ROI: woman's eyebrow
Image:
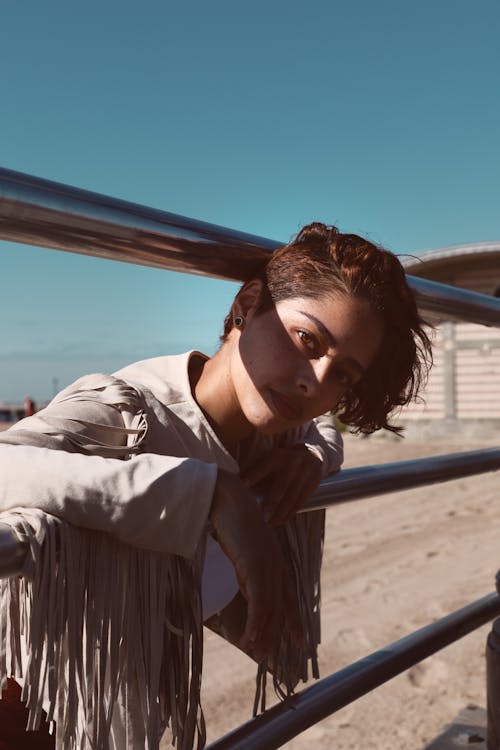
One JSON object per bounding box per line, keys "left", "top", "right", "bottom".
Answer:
{"left": 299, "top": 311, "right": 336, "bottom": 347}
{"left": 299, "top": 311, "right": 366, "bottom": 376}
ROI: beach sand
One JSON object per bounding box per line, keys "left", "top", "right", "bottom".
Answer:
{"left": 185, "top": 431, "right": 500, "bottom": 750}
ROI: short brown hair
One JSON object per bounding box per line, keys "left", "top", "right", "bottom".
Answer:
{"left": 223, "top": 223, "right": 432, "bottom": 434}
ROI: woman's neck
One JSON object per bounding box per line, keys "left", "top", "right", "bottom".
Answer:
{"left": 190, "top": 349, "right": 253, "bottom": 454}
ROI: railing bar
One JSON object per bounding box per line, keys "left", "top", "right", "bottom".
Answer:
{"left": 410, "top": 275, "right": 500, "bottom": 327}
{"left": 207, "top": 592, "right": 500, "bottom": 750}
{"left": 1, "top": 167, "right": 500, "bottom": 326}
{"left": 0, "top": 447, "right": 498, "bottom": 578}
{"left": 304, "top": 446, "right": 500, "bottom": 509}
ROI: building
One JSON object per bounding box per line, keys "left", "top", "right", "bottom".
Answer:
{"left": 399, "top": 242, "right": 500, "bottom": 431}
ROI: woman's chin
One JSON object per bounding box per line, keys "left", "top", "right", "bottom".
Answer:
{"left": 249, "top": 412, "right": 290, "bottom": 436}
{"left": 241, "top": 395, "right": 299, "bottom": 435}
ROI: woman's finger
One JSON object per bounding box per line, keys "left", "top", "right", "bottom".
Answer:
{"left": 262, "top": 471, "right": 302, "bottom": 521}
{"left": 241, "top": 452, "right": 283, "bottom": 487}
{"left": 263, "top": 460, "right": 319, "bottom": 523}
{"left": 270, "top": 476, "right": 319, "bottom": 524}
{"left": 267, "top": 486, "right": 305, "bottom": 524}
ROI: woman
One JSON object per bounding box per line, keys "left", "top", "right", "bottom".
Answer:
{"left": 0, "top": 223, "right": 431, "bottom": 750}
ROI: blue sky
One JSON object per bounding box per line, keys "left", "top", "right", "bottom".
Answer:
{"left": 1, "top": 0, "right": 499, "bottom": 401}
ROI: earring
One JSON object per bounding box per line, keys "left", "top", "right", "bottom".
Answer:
{"left": 234, "top": 315, "right": 244, "bottom": 328}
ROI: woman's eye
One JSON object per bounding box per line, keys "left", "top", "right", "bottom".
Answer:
{"left": 298, "top": 330, "right": 318, "bottom": 352}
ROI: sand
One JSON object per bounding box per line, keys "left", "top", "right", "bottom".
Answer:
{"left": 183, "top": 431, "right": 500, "bottom": 750}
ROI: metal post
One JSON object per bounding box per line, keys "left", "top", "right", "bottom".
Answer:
{"left": 443, "top": 321, "right": 457, "bottom": 421}
{"left": 487, "top": 574, "right": 500, "bottom": 749}
{"left": 487, "top": 619, "right": 500, "bottom": 749}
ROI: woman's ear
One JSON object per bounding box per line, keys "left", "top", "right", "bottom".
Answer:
{"left": 232, "top": 279, "right": 265, "bottom": 323}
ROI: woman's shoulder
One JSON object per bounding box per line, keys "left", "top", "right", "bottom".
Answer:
{"left": 113, "top": 352, "right": 195, "bottom": 406}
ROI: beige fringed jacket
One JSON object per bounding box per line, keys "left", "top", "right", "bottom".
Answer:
{"left": 0, "top": 352, "right": 343, "bottom": 750}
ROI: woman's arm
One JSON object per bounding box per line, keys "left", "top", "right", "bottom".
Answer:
{"left": 0, "top": 444, "right": 217, "bottom": 558}
{"left": 0, "top": 374, "right": 218, "bottom": 559}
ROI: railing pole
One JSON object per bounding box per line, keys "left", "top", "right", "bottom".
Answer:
{"left": 487, "top": 618, "right": 500, "bottom": 749}
{"left": 2, "top": 167, "right": 500, "bottom": 326}
{"left": 1, "top": 448, "right": 500, "bottom": 578}
{"left": 487, "top": 573, "right": 500, "bottom": 749}
{"left": 207, "top": 593, "right": 500, "bottom": 750}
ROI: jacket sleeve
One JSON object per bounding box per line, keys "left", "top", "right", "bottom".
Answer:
{"left": 0, "top": 374, "right": 217, "bottom": 559}
{"left": 290, "top": 413, "right": 344, "bottom": 477}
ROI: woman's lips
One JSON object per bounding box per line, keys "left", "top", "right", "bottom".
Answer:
{"left": 268, "top": 390, "right": 302, "bottom": 421}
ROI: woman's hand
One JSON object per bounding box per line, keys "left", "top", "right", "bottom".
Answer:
{"left": 209, "top": 470, "right": 302, "bottom": 662}
{"left": 241, "top": 446, "right": 322, "bottom": 526}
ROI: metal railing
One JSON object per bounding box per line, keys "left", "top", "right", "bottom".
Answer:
{"left": 206, "top": 593, "right": 500, "bottom": 750}
{"left": 2, "top": 167, "right": 500, "bottom": 326}
{"left": 2, "top": 447, "right": 499, "bottom": 577}
{"left": 1, "top": 168, "right": 500, "bottom": 748}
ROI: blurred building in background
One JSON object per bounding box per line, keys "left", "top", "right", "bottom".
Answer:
{"left": 401, "top": 242, "right": 500, "bottom": 432}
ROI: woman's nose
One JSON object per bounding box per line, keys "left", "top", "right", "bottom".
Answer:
{"left": 296, "top": 359, "right": 331, "bottom": 397}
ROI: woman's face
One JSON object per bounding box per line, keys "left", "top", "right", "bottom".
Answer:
{"left": 229, "top": 283, "right": 384, "bottom": 435}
